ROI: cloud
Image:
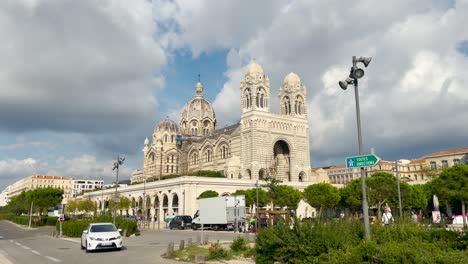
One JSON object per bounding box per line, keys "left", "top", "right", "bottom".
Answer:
{"left": 156, "top": 0, "right": 468, "bottom": 166}
{"left": 0, "top": 0, "right": 166, "bottom": 134}
{"left": 0, "top": 154, "right": 134, "bottom": 190}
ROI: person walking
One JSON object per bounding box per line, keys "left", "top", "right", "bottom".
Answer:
{"left": 382, "top": 207, "right": 394, "bottom": 225}
{"left": 411, "top": 211, "right": 418, "bottom": 223}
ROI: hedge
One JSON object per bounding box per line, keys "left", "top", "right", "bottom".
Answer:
{"left": 57, "top": 214, "right": 139, "bottom": 237}
{"left": 256, "top": 219, "right": 468, "bottom": 264}
{"left": 0, "top": 214, "right": 58, "bottom": 227}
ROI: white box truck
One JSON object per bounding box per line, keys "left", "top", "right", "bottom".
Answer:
{"left": 192, "top": 195, "right": 246, "bottom": 231}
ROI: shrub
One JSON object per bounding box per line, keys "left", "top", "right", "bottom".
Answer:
{"left": 256, "top": 219, "right": 468, "bottom": 264}
{"left": 56, "top": 214, "right": 138, "bottom": 237}
{"left": 231, "top": 236, "right": 248, "bottom": 252}
{"left": 208, "top": 242, "right": 229, "bottom": 260}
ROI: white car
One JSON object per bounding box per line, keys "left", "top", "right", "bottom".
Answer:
{"left": 81, "top": 223, "right": 123, "bottom": 252}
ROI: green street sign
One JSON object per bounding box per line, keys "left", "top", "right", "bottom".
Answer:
{"left": 346, "top": 154, "right": 380, "bottom": 168}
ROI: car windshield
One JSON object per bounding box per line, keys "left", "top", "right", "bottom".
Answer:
{"left": 90, "top": 224, "right": 117, "bottom": 233}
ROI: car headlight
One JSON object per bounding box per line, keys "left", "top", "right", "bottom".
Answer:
{"left": 116, "top": 236, "right": 121, "bottom": 240}
{"left": 88, "top": 237, "right": 96, "bottom": 241}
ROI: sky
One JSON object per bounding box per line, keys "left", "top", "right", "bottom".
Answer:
{"left": 1, "top": 0, "right": 468, "bottom": 191}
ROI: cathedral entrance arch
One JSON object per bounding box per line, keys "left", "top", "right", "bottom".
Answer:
{"left": 172, "top": 194, "right": 179, "bottom": 214}
{"left": 273, "top": 140, "right": 291, "bottom": 181}
{"left": 259, "top": 169, "right": 266, "bottom": 180}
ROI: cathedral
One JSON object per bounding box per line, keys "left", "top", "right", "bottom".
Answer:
{"left": 135, "top": 61, "right": 311, "bottom": 184}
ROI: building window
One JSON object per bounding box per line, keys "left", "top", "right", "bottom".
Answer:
{"left": 453, "top": 159, "right": 460, "bottom": 165}
{"left": 164, "top": 135, "right": 168, "bottom": 142}
{"left": 430, "top": 161, "right": 437, "bottom": 170}
{"left": 166, "top": 165, "right": 169, "bottom": 173}
{"left": 441, "top": 160, "right": 448, "bottom": 168}
{"left": 464, "top": 157, "right": 468, "bottom": 164}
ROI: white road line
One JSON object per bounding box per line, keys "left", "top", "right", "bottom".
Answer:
{"left": 9, "top": 240, "right": 13, "bottom": 243}
{"left": 31, "top": 250, "right": 41, "bottom": 256}
{"left": 0, "top": 235, "right": 3, "bottom": 239}
{"left": 0, "top": 249, "right": 15, "bottom": 264}
{"left": 45, "top": 256, "right": 61, "bottom": 263}
{"left": 14, "top": 242, "right": 21, "bottom": 246}
{"left": 21, "top": 245, "right": 30, "bottom": 250}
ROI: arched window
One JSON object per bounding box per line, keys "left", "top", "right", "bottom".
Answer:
{"left": 166, "top": 165, "right": 169, "bottom": 173}
{"left": 171, "top": 155, "right": 174, "bottom": 163}
{"left": 166, "top": 156, "right": 170, "bottom": 163}
{"left": 171, "top": 165, "right": 174, "bottom": 173}
{"left": 260, "top": 94, "right": 264, "bottom": 107}
{"left": 256, "top": 92, "right": 260, "bottom": 107}
{"left": 164, "top": 135, "right": 168, "bottom": 142}
{"left": 171, "top": 135, "right": 174, "bottom": 142}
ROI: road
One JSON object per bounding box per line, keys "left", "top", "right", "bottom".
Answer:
{"left": 0, "top": 220, "right": 253, "bottom": 264}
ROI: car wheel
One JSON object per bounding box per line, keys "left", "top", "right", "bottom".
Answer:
{"left": 85, "top": 240, "right": 90, "bottom": 253}
{"left": 81, "top": 241, "right": 85, "bottom": 250}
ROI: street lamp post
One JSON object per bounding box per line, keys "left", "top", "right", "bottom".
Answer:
{"left": 255, "top": 180, "right": 259, "bottom": 234}
{"left": 394, "top": 161, "right": 403, "bottom": 218}
{"left": 112, "top": 155, "right": 125, "bottom": 225}
{"left": 339, "top": 56, "right": 372, "bottom": 239}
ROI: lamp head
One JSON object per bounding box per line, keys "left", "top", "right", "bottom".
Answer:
{"left": 353, "top": 68, "right": 365, "bottom": 79}
{"left": 358, "top": 56, "right": 372, "bottom": 67}
{"left": 339, "top": 78, "right": 354, "bottom": 90}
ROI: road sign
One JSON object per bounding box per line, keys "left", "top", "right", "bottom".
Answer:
{"left": 34, "top": 218, "right": 38, "bottom": 223}
{"left": 346, "top": 154, "right": 380, "bottom": 168}
{"left": 58, "top": 215, "right": 64, "bottom": 222}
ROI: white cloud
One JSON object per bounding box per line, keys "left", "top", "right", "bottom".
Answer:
{"left": 0, "top": 0, "right": 166, "bottom": 133}
{"left": 156, "top": 0, "right": 468, "bottom": 165}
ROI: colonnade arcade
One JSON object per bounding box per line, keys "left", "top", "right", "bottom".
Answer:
{"left": 97, "top": 191, "right": 184, "bottom": 222}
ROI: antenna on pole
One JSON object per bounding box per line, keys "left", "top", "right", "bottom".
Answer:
{"left": 198, "top": 74, "right": 201, "bottom": 82}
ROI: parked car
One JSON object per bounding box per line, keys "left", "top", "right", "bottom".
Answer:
{"left": 169, "top": 215, "right": 192, "bottom": 230}
{"left": 81, "top": 223, "right": 123, "bottom": 252}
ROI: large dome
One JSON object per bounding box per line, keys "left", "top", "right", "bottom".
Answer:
{"left": 154, "top": 117, "right": 179, "bottom": 133}
{"left": 181, "top": 97, "right": 216, "bottom": 121}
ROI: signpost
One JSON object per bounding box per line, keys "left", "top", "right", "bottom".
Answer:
{"left": 59, "top": 214, "right": 64, "bottom": 237}
{"left": 346, "top": 154, "right": 380, "bottom": 168}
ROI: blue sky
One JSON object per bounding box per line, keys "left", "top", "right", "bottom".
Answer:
{"left": 1, "top": 0, "right": 468, "bottom": 191}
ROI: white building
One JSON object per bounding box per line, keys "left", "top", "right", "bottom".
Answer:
{"left": 78, "top": 62, "right": 318, "bottom": 223}
{"left": 0, "top": 186, "right": 10, "bottom": 207}
{"left": 71, "top": 179, "right": 104, "bottom": 198}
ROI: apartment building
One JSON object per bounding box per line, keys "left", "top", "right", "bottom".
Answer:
{"left": 7, "top": 175, "right": 72, "bottom": 199}
{"left": 71, "top": 179, "right": 104, "bottom": 197}
{"left": 322, "top": 147, "right": 468, "bottom": 185}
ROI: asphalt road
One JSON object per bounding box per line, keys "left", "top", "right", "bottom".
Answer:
{"left": 0, "top": 220, "right": 254, "bottom": 264}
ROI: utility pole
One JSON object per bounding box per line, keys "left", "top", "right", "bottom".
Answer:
{"left": 256, "top": 180, "right": 259, "bottom": 233}
{"left": 395, "top": 160, "right": 403, "bottom": 218}
{"left": 112, "top": 155, "right": 125, "bottom": 225}
{"left": 28, "top": 201, "right": 33, "bottom": 229}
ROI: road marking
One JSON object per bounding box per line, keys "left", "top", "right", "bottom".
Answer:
{"left": 0, "top": 235, "right": 3, "bottom": 239}
{"left": 21, "top": 245, "right": 30, "bottom": 250}
{"left": 14, "top": 242, "right": 21, "bottom": 246}
{"left": 9, "top": 240, "right": 13, "bottom": 243}
{"left": 31, "top": 250, "right": 41, "bottom": 255}
{"left": 45, "top": 256, "right": 61, "bottom": 263}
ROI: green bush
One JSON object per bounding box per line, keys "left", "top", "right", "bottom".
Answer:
{"left": 57, "top": 214, "right": 139, "bottom": 237}
{"left": 230, "top": 236, "right": 248, "bottom": 252}
{"left": 256, "top": 219, "right": 468, "bottom": 264}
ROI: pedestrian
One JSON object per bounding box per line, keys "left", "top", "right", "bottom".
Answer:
{"left": 382, "top": 207, "right": 394, "bottom": 225}
{"left": 411, "top": 211, "right": 418, "bottom": 223}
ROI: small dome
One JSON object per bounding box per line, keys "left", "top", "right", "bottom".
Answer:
{"left": 246, "top": 61, "right": 264, "bottom": 76}
{"left": 195, "top": 81, "right": 203, "bottom": 98}
{"left": 283, "top": 72, "right": 301, "bottom": 85}
{"left": 144, "top": 137, "right": 149, "bottom": 146}
{"left": 155, "top": 117, "right": 179, "bottom": 133}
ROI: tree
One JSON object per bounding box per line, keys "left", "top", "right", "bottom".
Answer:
{"left": 367, "top": 172, "right": 397, "bottom": 219}
{"left": 27, "top": 188, "right": 64, "bottom": 215}
{"left": 273, "top": 185, "right": 302, "bottom": 210}
{"left": 339, "top": 179, "right": 362, "bottom": 214}
{"left": 403, "top": 183, "right": 430, "bottom": 210}
{"left": 262, "top": 175, "right": 283, "bottom": 207}
{"left": 66, "top": 199, "right": 78, "bottom": 215}
{"left": 303, "top": 183, "right": 340, "bottom": 218}
{"left": 197, "top": 190, "right": 219, "bottom": 199}
{"left": 116, "top": 196, "right": 131, "bottom": 211}
{"left": 232, "top": 188, "right": 268, "bottom": 208}
{"left": 76, "top": 199, "right": 96, "bottom": 213}
{"left": 431, "top": 164, "right": 468, "bottom": 227}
